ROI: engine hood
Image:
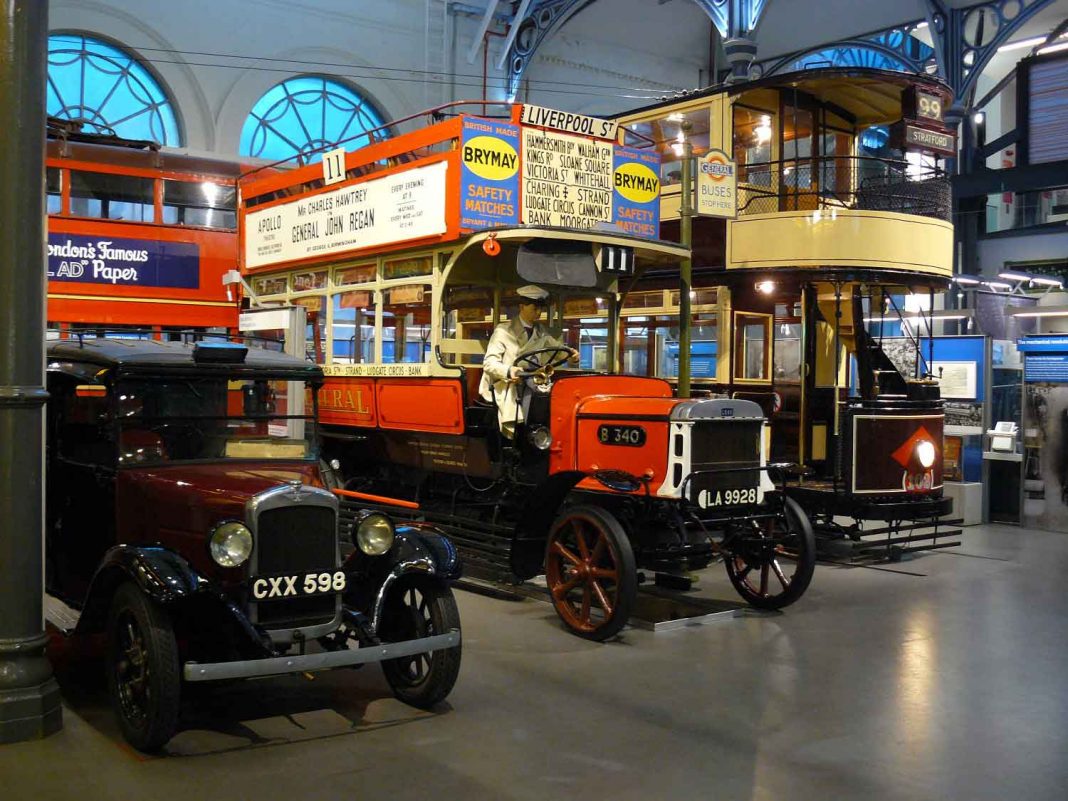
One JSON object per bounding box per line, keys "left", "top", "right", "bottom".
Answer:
{"left": 115, "top": 461, "right": 322, "bottom": 573}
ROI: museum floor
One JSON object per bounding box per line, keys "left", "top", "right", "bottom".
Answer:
{"left": 2, "top": 523, "right": 1066, "bottom": 801}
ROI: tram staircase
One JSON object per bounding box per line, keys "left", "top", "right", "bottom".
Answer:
{"left": 808, "top": 292, "right": 963, "bottom": 562}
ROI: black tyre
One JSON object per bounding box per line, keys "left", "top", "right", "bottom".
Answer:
{"left": 724, "top": 495, "right": 816, "bottom": 610}
{"left": 106, "top": 582, "right": 181, "bottom": 752}
{"left": 379, "top": 580, "right": 461, "bottom": 709}
{"left": 545, "top": 505, "right": 637, "bottom": 641}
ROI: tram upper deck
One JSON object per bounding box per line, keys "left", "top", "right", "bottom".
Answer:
{"left": 614, "top": 67, "right": 956, "bottom": 288}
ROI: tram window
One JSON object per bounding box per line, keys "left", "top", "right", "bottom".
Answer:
{"left": 441, "top": 285, "right": 494, "bottom": 365}
{"left": 660, "top": 318, "right": 717, "bottom": 379}
{"left": 735, "top": 313, "right": 771, "bottom": 382}
{"left": 820, "top": 131, "right": 853, "bottom": 198}
{"left": 331, "top": 292, "right": 375, "bottom": 364}
{"left": 622, "top": 290, "right": 665, "bottom": 310}
{"left": 383, "top": 284, "right": 432, "bottom": 363}
{"left": 733, "top": 107, "right": 774, "bottom": 187}
{"left": 669, "top": 288, "right": 718, "bottom": 307}
{"left": 46, "top": 167, "right": 62, "bottom": 214}
{"left": 774, "top": 302, "right": 802, "bottom": 382}
{"left": 628, "top": 108, "right": 710, "bottom": 188}
{"left": 161, "top": 179, "right": 237, "bottom": 229}
{"left": 782, "top": 104, "right": 814, "bottom": 198}
{"left": 69, "top": 170, "right": 154, "bottom": 222}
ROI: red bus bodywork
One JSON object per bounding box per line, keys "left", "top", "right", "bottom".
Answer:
{"left": 47, "top": 130, "right": 245, "bottom": 330}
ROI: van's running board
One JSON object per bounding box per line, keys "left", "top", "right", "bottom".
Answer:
{"left": 44, "top": 593, "right": 81, "bottom": 634}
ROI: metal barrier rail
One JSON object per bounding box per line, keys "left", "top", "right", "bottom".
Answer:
{"left": 735, "top": 156, "right": 951, "bottom": 222}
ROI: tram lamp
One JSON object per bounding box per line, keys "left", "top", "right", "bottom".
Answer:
{"left": 916, "top": 440, "right": 936, "bottom": 470}
{"left": 982, "top": 280, "right": 1012, "bottom": 291}
{"left": 755, "top": 280, "right": 776, "bottom": 295}
{"left": 972, "top": 111, "right": 985, "bottom": 125}
{"left": 952, "top": 275, "right": 981, "bottom": 286}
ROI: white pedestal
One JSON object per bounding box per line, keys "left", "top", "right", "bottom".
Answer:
{"left": 943, "top": 481, "right": 984, "bottom": 526}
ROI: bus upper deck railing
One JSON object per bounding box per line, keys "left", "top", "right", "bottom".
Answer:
{"left": 732, "top": 156, "right": 951, "bottom": 222}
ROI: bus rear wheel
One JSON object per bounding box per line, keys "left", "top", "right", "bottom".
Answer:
{"left": 545, "top": 506, "right": 637, "bottom": 641}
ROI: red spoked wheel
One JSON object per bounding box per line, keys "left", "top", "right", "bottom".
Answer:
{"left": 723, "top": 495, "right": 816, "bottom": 609}
{"left": 544, "top": 505, "right": 637, "bottom": 641}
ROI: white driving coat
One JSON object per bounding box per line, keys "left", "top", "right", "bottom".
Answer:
{"left": 479, "top": 317, "right": 565, "bottom": 433}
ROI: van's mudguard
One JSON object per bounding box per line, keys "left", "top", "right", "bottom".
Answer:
{"left": 75, "top": 545, "right": 201, "bottom": 633}
{"left": 74, "top": 546, "right": 274, "bottom": 655}
{"left": 510, "top": 470, "right": 587, "bottom": 580}
{"left": 344, "top": 525, "right": 462, "bottom": 632}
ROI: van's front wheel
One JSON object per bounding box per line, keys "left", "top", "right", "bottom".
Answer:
{"left": 379, "top": 580, "right": 462, "bottom": 709}
{"left": 106, "top": 582, "right": 181, "bottom": 752}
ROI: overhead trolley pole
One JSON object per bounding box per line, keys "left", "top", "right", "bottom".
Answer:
{"left": 0, "top": 0, "right": 61, "bottom": 743}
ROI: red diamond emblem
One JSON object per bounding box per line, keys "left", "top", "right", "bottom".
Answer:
{"left": 891, "top": 425, "right": 936, "bottom": 468}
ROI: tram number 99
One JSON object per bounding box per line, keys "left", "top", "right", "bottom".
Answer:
{"left": 699, "top": 487, "right": 758, "bottom": 508}
{"left": 598, "top": 425, "right": 646, "bottom": 447}
{"left": 917, "top": 91, "right": 942, "bottom": 121}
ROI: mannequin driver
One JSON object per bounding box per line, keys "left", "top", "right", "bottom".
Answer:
{"left": 479, "top": 285, "right": 579, "bottom": 436}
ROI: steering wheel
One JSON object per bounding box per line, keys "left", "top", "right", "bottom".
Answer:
{"left": 514, "top": 346, "right": 574, "bottom": 387}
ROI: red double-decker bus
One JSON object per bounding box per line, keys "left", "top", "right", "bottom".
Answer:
{"left": 46, "top": 119, "right": 244, "bottom": 334}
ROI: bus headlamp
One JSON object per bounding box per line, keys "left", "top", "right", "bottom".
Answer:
{"left": 916, "top": 440, "right": 936, "bottom": 469}
{"left": 356, "top": 513, "right": 395, "bottom": 556}
{"left": 529, "top": 426, "right": 553, "bottom": 450}
{"left": 210, "top": 521, "right": 253, "bottom": 567}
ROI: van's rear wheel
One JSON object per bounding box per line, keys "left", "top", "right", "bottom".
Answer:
{"left": 724, "top": 496, "right": 816, "bottom": 609}
{"left": 545, "top": 505, "right": 637, "bottom": 641}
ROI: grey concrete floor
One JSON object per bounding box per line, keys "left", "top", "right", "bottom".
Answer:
{"left": 3, "top": 523, "right": 1068, "bottom": 800}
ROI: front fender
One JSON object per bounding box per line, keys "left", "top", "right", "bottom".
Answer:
{"left": 344, "top": 525, "right": 461, "bottom": 631}
{"left": 74, "top": 546, "right": 274, "bottom": 657}
{"left": 74, "top": 545, "right": 201, "bottom": 634}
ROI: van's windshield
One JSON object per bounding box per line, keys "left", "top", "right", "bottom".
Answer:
{"left": 115, "top": 375, "right": 318, "bottom": 464}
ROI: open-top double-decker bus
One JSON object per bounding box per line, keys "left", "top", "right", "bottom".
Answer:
{"left": 613, "top": 68, "right": 961, "bottom": 557}
{"left": 237, "top": 103, "right": 817, "bottom": 640}
{"left": 46, "top": 118, "right": 242, "bottom": 335}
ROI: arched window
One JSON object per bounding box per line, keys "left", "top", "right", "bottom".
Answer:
{"left": 240, "top": 76, "right": 388, "bottom": 164}
{"left": 47, "top": 34, "right": 180, "bottom": 145}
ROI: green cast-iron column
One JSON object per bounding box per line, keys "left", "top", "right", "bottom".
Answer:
{"left": 0, "top": 0, "right": 62, "bottom": 743}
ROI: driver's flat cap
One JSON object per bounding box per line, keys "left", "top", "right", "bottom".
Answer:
{"left": 517, "top": 284, "right": 549, "bottom": 301}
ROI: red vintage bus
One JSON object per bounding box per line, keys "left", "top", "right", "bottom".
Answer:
{"left": 46, "top": 119, "right": 244, "bottom": 333}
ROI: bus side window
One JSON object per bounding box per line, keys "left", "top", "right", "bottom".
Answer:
{"left": 47, "top": 167, "right": 62, "bottom": 214}
{"left": 162, "top": 179, "right": 237, "bottom": 229}
{"left": 69, "top": 170, "right": 154, "bottom": 222}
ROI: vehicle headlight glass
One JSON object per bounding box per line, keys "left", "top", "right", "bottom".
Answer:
{"left": 356, "top": 513, "right": 394, "bottom": 556}
{"left": 916, "top": 439, "right": 936, "bottom": 469}
{"left": 529, "top": 426, "right": 553, "bottom": 450}
{"left": 210, "top": 521, "right": 253, "bottom": 567}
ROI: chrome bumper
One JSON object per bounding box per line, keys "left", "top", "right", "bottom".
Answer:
{"left": 182, "top": 629, "right": 460, "bottom": 682}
